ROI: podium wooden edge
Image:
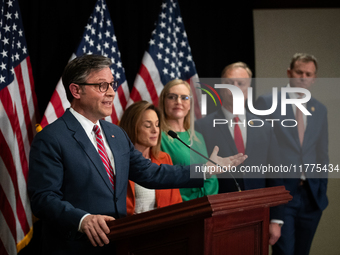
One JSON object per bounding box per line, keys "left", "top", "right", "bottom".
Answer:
{"left": 107, "top": 185, "right": 292, "bottom": 241}
{"left": 107, "top": 195, "right": 213, "bottom": 240}
{"left": 208, "top": 185, "right": 291, "bottom": 215}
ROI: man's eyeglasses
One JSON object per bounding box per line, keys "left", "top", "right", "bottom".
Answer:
{"left": 166, "top": 93, "right": 192, "bottom": 101}
{"left": 78, "top": 81, "right": 119, "bottom": 92}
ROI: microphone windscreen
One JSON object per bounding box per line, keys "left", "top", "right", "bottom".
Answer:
{"left": 167, "top": 130, "right": 178, "bottom": 139}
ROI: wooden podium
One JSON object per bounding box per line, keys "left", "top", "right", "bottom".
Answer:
{"left": 107, "top": 186, "right": 292, "bottom": 255}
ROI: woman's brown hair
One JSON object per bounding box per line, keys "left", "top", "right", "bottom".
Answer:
{"left": 119, "top": 100, "right": 162, "bottom": 159}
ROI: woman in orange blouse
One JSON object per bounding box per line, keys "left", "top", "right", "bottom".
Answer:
{"left": 119, "top": 100, "right": 182, "bottom": 216}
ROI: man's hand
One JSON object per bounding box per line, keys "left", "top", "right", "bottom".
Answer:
{"left": 269, "top": 222, "right": 281, "bottom": 245}
{"left": 207, "top": 146, "right": 247, "bottom": 174}
{"left": 80, "top": 214, "right": 115, "bottom": 247}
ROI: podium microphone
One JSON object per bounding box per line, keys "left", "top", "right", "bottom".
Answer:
{"left": 167, "top": 130, "right": 241, "bottom": 192}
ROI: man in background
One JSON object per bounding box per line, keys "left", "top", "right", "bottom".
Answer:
{"left": 196, "top": 62, "right": 284, "bottom": 246}
{"left": 255, "top": 53, "right": 329, "bottom": 255}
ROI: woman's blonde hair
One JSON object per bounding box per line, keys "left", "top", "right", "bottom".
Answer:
{"left": 158, "top": 79, "right": 198, "bottom": 144}
{"left": 119, "top": 100, "right": 162, "bottom": 159}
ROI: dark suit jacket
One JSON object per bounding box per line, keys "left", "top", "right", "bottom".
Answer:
{"left": 195, "top": 108, "right": 284, "bottom": 220}
{"left": 255, "top": 93, "right": 329, "bottom": 211}
{"left": 28, "top": 109, "right": 203, "bottom": 255}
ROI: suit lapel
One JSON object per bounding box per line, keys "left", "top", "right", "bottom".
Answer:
{"left": 303, "top": 99, "right": 317, "bottom": 149}
{"left": 288, "top": 102, "right": 301, "bottom": 149}
{"left": 245, "top": 112, "right": 254, "bottom": 155}
{"left": 279, "top": 92, "right": 301, "bottom": 149}
{"left": 63, "top": 110, "right": 114, "bottom": 194}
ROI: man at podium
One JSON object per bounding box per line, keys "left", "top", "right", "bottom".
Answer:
{"left": 28, "top": 54, "right": 247, "bottom": 255}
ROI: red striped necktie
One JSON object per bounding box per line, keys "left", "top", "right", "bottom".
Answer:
{"left": 93, "top": 125, "right": 115, "bottom": 189}
{"left": 233, "top": 116, "right": 245, "bottom": 155}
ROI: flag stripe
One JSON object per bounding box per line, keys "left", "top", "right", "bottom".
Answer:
{"left": 112, "top": 81, "right": 129, "bottom": 122}
{"left": 40, "top": 80, "right": 71, "bottom": 128}
{"left": 127, "top": 51, "right": 165, "bottom": 108}
{"left": 39, "top": 114, "right": 49, "bottom": 129}
{"left": 139, "top": 63, "right": 159, "bottom": 106}
{"left": 129, "top": 85, "right": 143, "bottom": 103}
{"left": 0, "top": 128, "right": 30, "bottom": 236}
{"left": 0, "top": 110, "right": 28, "bottom": 246}
{"left": 1, "top": 88, "right": 28, "bottom": 183}
{"left": 26, "top": 57, "right": 39, "bottom": 117}
{"left": 7, "top": 86, "right": 30, "bottom": 184}
{"left": 0, "top": 100, "right": 32, "bottom": 249}
{"left": 0, "top": 0, "right": 37, "bottom": 251}
{"left": 40, "top": 84, "right": 68, "bottom": 128}
{"left": 0, "top": 236, "right": 9, "bottom": 255}
{"left": 51, "top": 93, "right": 65, "bottom": 119}
{"left": 110, "top": 99, "right": 119, "bottom": 124}
{"left": 14, "top": 64, "right": 33, "bottom": 145}
{"left": 0, "top": 101, "right": 18, "bottom": 212}
{"left": 0, "top": 209, "right": 17, "bottom": 255}
{"left": 142, "top": 51, "right": 164, "bottom": 97}
{"left": 21, "top": 58, "right": 38, "bottom": 141}
{"left": 0, "top": 162, "right": 17, "bottom": 239}
{"left": 2, "top": 86, "right": 29, "bottom": 185}
{"left": 109, "top": 109, "right": 118, "bottom": 124}
{"left": 116, "top": 82, "right": 127, "bottom": 110}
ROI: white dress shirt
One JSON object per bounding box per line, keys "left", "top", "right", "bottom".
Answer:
{"left": 134, "top": 183, "right": 156, "bottom": 214}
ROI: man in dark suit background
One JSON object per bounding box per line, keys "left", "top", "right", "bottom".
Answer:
{"left": 28, "top": 54, "right": 247, "bottom": 255}
{"left": 255, "top": 53, "right": 328, "bottom": 255}
{"left": 195, "top": 62, "right": 284, "bottom": 246}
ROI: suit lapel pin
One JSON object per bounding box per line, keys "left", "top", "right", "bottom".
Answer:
{"left": 111, "top": 135, "right": 115, "bottom": 138}
{"left": 249, "top": 120, "right": 254, "bottom": 125}
{"left": 311, "top": 106, "right": 315, "bottom": 112}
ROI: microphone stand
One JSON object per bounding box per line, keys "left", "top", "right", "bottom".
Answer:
{"left": 167, "top": 130, "right": 241, "bottom": 192}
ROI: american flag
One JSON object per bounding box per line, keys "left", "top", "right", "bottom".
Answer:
{"left": 0, "top": 0, "right": 39, "bottom": 254}
{"left": 39, "top": 0, "right": 129, "bottom": 128}
{"left": 128, "top": 0, "right": 202, "bottom": 118}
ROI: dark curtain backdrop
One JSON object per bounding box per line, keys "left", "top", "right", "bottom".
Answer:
{"left": 18, "top": 0, "right": 255, "bottom": 117}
